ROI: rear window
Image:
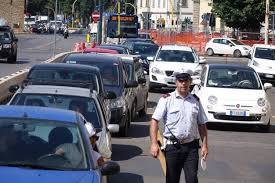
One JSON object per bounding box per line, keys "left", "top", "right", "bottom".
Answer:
{"left": 156, "top": 50, "right": 195, "bottom": 62}
{"left": 254, "top": 47, "right": 275, "bottom": 60}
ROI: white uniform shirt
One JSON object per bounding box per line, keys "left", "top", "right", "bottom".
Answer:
{"left": 152, "top": 91, "right": 207, "bottom": 141}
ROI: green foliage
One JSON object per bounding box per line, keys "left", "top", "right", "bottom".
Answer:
{"left": 212, "top": 0, "right": 275, "bottom": 31}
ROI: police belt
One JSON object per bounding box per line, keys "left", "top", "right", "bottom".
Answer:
{"left": 164, "top": 136, "right": 198, "bottom": 145}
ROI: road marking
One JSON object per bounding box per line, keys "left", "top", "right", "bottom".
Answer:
{"left": 25, "top": 37, "right": 62, "bottom": 50}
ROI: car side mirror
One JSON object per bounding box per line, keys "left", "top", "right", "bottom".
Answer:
{"left": 229, "top": 43, "right": 233, "bottom": 47}
{"left": 264, "top": 83, "right": 272, "bottom": 90}
{"left": 247, "top": 53, "right": 251, "bottom": 59}
{"left": 192, "top": 79, "right": 201, "bottom": 85}
{"left": 100, "top": 161, "right": 120, "bottom": 176}
{"left": 199, "top": 56, "right": 206, "bottom": 64}
{"left": 105, "top": 91, "right": 116, "bottom": 99}
{"left": 138, "top": 78, "right": 146, "bottom": 84}
{"left": 147, "top": 56, "right": 154, "bottom": 61}
{"left": 125, "top": 80, "right": 138, "bottom": 88}
{"left": 14, "top": 37, "right": 18, "bottom": 42}
{"left": 107, "top": 124, "right": 119, "bottom": 133}
{"left": 9, "top": 85, "right": 19, "bottom": 93}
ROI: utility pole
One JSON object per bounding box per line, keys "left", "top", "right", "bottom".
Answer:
{"left": 265, "top": 0, "right": 269, "bottom": 45}
{"left": 53, "top": 0, "right": 58, "bottom": 56}
{"left": 97, "top": 0, "right": 103, "bottom": 44}
{"left": 72, "top": 0, "right": 78, "bottom": 28}
{"left": 117, "top": 0, "right": 121, "bottom": 43}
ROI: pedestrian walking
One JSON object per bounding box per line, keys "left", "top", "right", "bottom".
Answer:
{"left": 150, "top": 72, "right": 208, "bottom": 183}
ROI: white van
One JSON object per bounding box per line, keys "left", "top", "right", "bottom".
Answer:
{"left": 248, "top": 44, "right": 275, "bottom": 84}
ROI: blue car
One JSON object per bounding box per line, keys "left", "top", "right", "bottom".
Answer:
{"left": 0, "top": 105, "right": 119, "bottom": 183}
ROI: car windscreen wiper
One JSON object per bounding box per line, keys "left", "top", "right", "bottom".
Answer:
{"left": 0, "top": 162, "right": 66, "bottom": 171}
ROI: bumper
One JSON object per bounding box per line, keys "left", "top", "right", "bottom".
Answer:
{"left": 0, "top": 48, "right": 12, "bottom": 58}
{"left": 110, "top": 107, "right": 125, "bottom": 126}
{"left": 150, "top": 74, "right": 176, "bottom": 88}
{"left": 206, "top": 111, "right": 270, "bottom": 125}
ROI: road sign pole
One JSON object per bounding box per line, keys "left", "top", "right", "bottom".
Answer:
{"left": 97, "top": 0, "right": 103, "bottom": 44}
{"left": 118, "top": 0, "right": 121, "bottom": 43}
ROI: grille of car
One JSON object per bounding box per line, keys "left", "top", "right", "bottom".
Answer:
{"left": 165, "top": 71, "right": 174, "bottom": 76}
{"left": 213, "top": 114, "right": 261, "bottom": 121}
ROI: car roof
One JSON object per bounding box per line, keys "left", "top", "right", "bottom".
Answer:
{"left": 64, "top": 53, "right": 121, "bottom": 63}
{"left": 29, "top": 63, "right": 100, "bottom": 73}
{"left": 0, "top": 105, "right": 78, "bottom": 123}
{"left": 253, "top": 44, "right": 275, "bottom": 49}
{"left": 83, "top": 47, "right": 119, "bottom": 54}
{"left": 19, "top": 85, "right": 95, "bottom": 98}
{"left": 208, "top": 64, "right": 255, "bottom": 71}
{"left": 160, "top": 45, "right": 193, "bottom": 51}
{"left": 132, "top": 41, "right": 158, "bottom": 46}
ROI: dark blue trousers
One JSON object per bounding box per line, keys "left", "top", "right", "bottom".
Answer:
{"left": 165, "top": 140, "right": 199, "bottom": 183}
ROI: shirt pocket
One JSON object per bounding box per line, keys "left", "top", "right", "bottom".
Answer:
{"left": 167, "top": 108, "right": 181, "bottom": 122}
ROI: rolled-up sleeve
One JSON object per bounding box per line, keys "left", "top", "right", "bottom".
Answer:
{"left": 197, "top": 102, "right": 208, "bottom": 125}
{"left": 152, "top": 97, "right": 167, "bottom": 122}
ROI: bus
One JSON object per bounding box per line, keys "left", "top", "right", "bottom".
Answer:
{"left": 107, "top": 14, "right": 139, "bottom": 38}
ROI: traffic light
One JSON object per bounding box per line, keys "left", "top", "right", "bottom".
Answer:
{"left": 121, "top": 0, "right": 126, "bottom": 13}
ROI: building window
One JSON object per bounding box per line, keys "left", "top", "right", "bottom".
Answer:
{"left": 152, "top": 0, "right": 155, "bottom": 8}
{"left": 163, "top": 0, "right": 166, "bottom": 8}
{"left": 140, "top": 0, "right": 143, "bottom": 7}
{"left": 181, "top": 0, "right": 187, "bottom": 7}
{"left": 146, "top": 0, "right": 149, "bottom": 7}
{"left": 158, "top": 0, "right": 160, "bottom": 7}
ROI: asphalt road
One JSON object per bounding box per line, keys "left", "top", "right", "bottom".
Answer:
{"left": 0, "top": 33, "right": 85, "bottom": 78}
{"left": 1, "top": 34, "right": 274, "bottom": 182}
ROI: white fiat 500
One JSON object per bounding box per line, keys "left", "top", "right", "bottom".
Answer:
{"left": 149, "top": 44, "right": 206, "bottom": 91}
{"left": 192, "top": 64, "right": 272, "bottom": 131}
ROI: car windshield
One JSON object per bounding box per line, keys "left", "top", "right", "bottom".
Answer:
{"left": 206, "top": 68, "right": 262, "bottom": 89}
{"left": 0, "top": 30, "right": 11, "bottom": 40}
{"left": 65, "top": 61, "right": 120, "bottom": 87}
{"left": 156, "top": 50, "right": 195, "bottom": 62}
{"left": 0, "top": 118, "right": 88, "bottom": 170}
{"left": 132, "top": 44, "right": 159, "bottom": 55}
{"left": 254, "top": 47, "right": 275, "bottom": 60}
{"left": 27, "top": 69, "right": 100, "bottom": 93}
{"left": 10, "top": 94, "right": 102, "bottom": 129}
{"left": 231, "top": 39, "right": 244, "bottom": 45}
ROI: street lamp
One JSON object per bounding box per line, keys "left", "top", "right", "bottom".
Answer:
{"left": 264, "top": 0, "right": 270, "bottom": 45}
{"left": 72, "top": 0, "right": 79, "bottom": 28}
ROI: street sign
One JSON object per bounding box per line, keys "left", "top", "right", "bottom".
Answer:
{"left": 91, "top": 11, "right": 100, "bottom": 23}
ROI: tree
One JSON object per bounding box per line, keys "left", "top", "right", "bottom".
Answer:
{"left": 212, "top": 0, "right": 275, "bottom": 32}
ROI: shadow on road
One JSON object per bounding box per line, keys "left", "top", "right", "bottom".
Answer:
{"left": 128, "top": 123, "right": 149, "bottom": 138}
{"left": 111, "top": 144, "right": 143, "bottom": 161}
{"left": 109, "top": 172, "right": 144, "bottom": 183}
{"left": 207, "top": 123, "right": 275, "bottom": 133}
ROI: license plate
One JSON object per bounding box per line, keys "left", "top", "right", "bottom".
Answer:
{"left": 265, "top": 74, "right": 274, "bottom": 78}
{"left": 226, "top": 110, "right": 249, "bottom": 116}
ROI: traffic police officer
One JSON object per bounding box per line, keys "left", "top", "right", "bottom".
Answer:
{"left": 150, "top": 72, "right": 208, "bottom": 183}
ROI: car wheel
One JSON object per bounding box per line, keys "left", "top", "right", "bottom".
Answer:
{"left": 118, "top": 113, "right": 130, "bottom": 137}
{"left": 258, "top": 120, "right": 270, "bottom": 132}
{"left": 139, "top": 95, "right": 148, "bottom": 117}
{"left": 207, "top": 48, "right": 214, "bottom": 56}
{"left": 233, "top": 49, "right": 242, "bottom": 57}
{"left": 7, "top": 53, "right": 17, "bottom": 63}
{"left": 131, "top": 101, "right": 137, "bottom": 122}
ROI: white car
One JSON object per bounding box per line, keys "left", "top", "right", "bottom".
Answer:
{"left": 248, "top": 44, "right": 275, "bottom": 84}
{"left": 192, "top": 64, "right": 272, "bottom": 131}
{"left": 205, "top": 38, "right": 251, "bottom": 57}
{"left": 149, "top": 44, "right": 206, "bottom": 91}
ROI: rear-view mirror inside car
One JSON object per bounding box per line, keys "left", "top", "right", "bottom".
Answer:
{"left": 105, "top": 91, "right": 116, "bottom": 99}
{"left": 100, "top": 161, "right": 120, "bottom": 176}
{"left": 9, "top": 85, "right": 19, "bottom": 93}
{"left": 125, "top": 80, "right": 138, "bottom": 88}
{"left": 107, "top": 124, "right": 119, "bottom": 133}
{"left": 138, "top": 78, "right": 147, "bottom": 84}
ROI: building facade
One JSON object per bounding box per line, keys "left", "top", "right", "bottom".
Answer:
{"left": 137, "top": 0, "right": 195, "bottom": 30}
{"left": 0, "top": 0, "right": 25, "bottom": 31}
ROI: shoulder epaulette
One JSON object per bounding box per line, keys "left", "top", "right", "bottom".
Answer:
{"left": 192, "top": 94, "right": 200, "bottom": 101}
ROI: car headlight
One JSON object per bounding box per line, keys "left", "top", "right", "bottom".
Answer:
{"left": 151, "top": 67, "right": 164, "bottom": 75}
{"left": 3, "top": 44, "right": 11, "bottom": 48}
{"left": 208, "top": 96, "right": 218, "bottom": 105}
{"left": 257, "top": 98, "right": 266, "bottom": 107}
{"left": 110, "top": 97, "right": 126, "bottom": 109}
